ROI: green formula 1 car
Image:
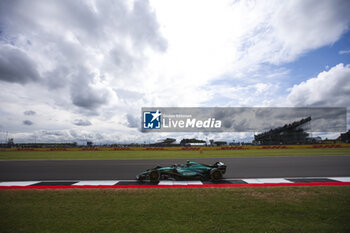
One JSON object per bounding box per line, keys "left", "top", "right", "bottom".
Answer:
{"left": 136, "top": 160, "right": 227, "bottom": 183}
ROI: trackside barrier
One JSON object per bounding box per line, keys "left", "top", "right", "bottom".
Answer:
{"left": 6, "top": 144, "right": 350, "bottom": 152}
{"left": 312, "top": 145, "right": 342, "bottom": 149}
{"left": 145, "top": 147, "right": 165, "bottom": 151}
{"left": 181, "top": 147, "right": 201, "bottom": 151}
{"left": 220, "top": 146, "right": 244, "bottom": 150}
{"left": 113, "top": 147, "right": 131, "bottom": 151}
{"left": 261, "top": 146, "right": 287, "bottom": 149}
{"left": 81, "top": 148, "right": 99, "bottom": 151}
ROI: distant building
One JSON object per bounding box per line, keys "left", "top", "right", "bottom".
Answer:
{"left": 214, "top": 141, "right": 227, "bottom": 146}
{"left": 340, "top": 130, "right": 350, "bottom": 143}
{"left": 151, "top": 138, "right": 176, "bottom": 146}
{"left": 186, "top": 142, "right": 207, "bottom": 146}
{"left": 254, "top": 117, "right": 311, "bottom": 145}
{"left": 180, "top": 138, "right": 206, "bottom": 146}
{"left": 4, "top": 142, "right": 78, "bottom": 148}
{"left": 309, "top": 136, "right": 322, "bottom": 143}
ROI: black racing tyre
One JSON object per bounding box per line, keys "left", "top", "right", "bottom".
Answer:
{"left": 149, "top": 170, "right": 160, "bottom": 183}
{"left": 210, "top": 168, "right": 223, "bottom": 182}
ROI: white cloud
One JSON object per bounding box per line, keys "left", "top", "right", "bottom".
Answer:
{"left": 73, "top": 119, "right": 92, "bottom": 126}
{"left": 287, "top": 63, "right": 350, "bottom": 107}
{"left": 148, "top": 0, "right": 350, "bottom": 107}
{"left": 266, "top": 0, "right": 350, "bottom": 64}
{"left": 339, "top": 49, "right": 350, "bottom": 55}
{"left": 24, "top": 110, "right": 36, "bottom": 116}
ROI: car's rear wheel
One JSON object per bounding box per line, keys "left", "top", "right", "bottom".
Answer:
{"left": 210, "top": 168, "right": 223, "bottom": 182}
{"left": 149, "top": 170, "right": 160, "bottom": 183}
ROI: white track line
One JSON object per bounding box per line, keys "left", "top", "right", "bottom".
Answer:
{"left": 158, "top": 181, "right": 203, "bottom": 185}
{"left": 242, "top": 178, "right": 291, "bottom": 184}
{"left": 73, "top": 181, "right": 119, "bottom": 186}
{"left": 255, "top": 178, "right": 292, "bottom": 183}
{"left": 186, "top": 181, "right": 203, "bottom": 185}
{"left": 0, "top": 181, "right": 39, "bottom": 186}
{"left": 329, "top": 177, "right": 350, "bottom": 182}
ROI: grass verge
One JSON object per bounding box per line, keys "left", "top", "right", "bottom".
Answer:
{"left": 0, "top": 148, "right": 350, "bottom": 160}
{"left": 1, "top": 186, "right": 349, "bottom": 233}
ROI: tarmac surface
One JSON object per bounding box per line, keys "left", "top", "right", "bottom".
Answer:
{"left": 1, "top": 155, "right": 350, "bottom": 181}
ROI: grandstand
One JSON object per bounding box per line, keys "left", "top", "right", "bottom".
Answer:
{"left": 340, "top": 130, "right": 350, "bottom": 143}
{"left": 151, "top": 138, "right": 177, "bottom": 147}
{"left": 180, "top": 138, "right": 206, "bottom": 146}
{"left": 254, "top": 117, "right": 311, "bottom": 145}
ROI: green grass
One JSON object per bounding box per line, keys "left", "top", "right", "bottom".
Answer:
{"left": 1, "top": 186, "right": 349, "bottom": 233}
{"left": 0, "top": 148, "right": 350, "bottom": 160}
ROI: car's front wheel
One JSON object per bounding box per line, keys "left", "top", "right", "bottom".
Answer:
{"left": 149, "top": 170, "right": 160, "bottom": 183}
{"left": 210, "top": 168, "right": 223, "bottom": 182}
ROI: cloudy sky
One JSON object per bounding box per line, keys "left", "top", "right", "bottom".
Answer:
{"left": 0, "top": 0, "right": 350, "bottom": 144}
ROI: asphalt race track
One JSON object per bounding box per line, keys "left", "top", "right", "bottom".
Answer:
{"left": 1, "top": 155, "right": 350, "bottom": 181}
